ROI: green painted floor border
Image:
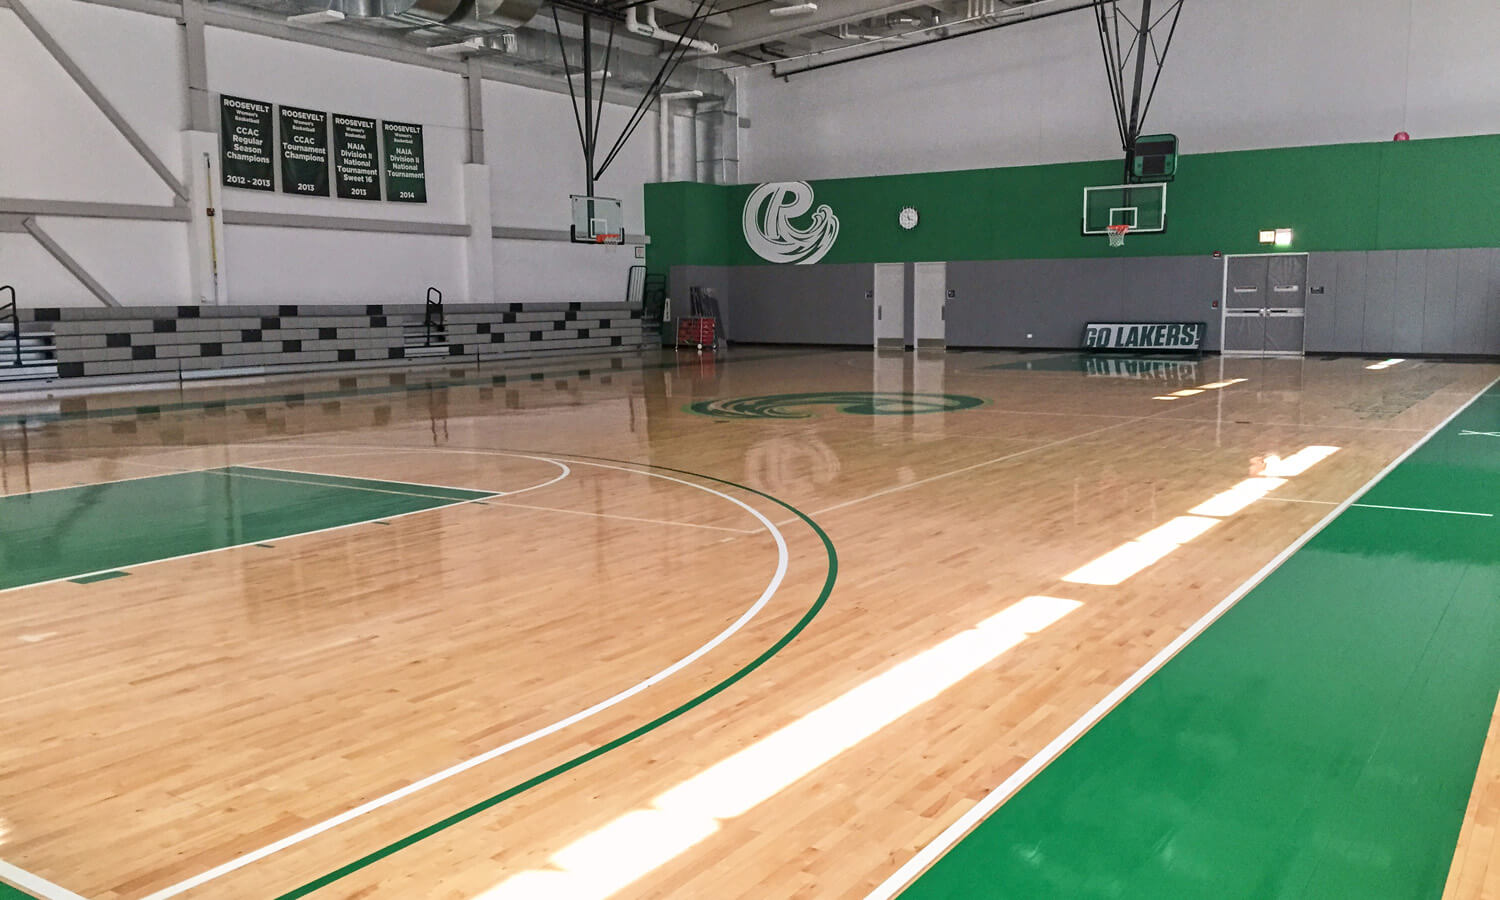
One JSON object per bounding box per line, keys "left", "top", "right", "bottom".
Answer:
{"left": 893, "top": 377, "right": 1500, "bottom": 900}
{"left": 0, "top": 881, "right": 38, "bottom": 899}
{"left": 272, "top": 453, "right": 838, "bottom": 899}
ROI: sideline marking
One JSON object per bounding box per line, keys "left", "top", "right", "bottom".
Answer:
{"left": 1264, "top": 497, "right": 1494, "bottom": 518}
{"left": 140, "top": 454, "right": 794, "bottom": 900}
{"left": 864, "top": 375, "right": 1500, "bottom": 900}
{"left": 0, "top": 860, "right": 87, "bottom": 900}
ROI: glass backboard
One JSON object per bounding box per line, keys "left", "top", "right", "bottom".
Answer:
{"left": 1082, "top": 183, "right": 1168, "bottom": 234}
{"left": 570, "top": 195, "right": 625, "bottom": 244}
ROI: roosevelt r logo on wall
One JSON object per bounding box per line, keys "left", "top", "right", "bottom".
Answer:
{"left": 742, "top": 182, "right": 839, "bottom": 265}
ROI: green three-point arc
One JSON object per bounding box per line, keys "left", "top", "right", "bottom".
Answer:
{"left": 688, "top": 392, "right": 986, "bottom": 420}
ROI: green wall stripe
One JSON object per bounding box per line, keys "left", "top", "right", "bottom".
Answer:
{"left": 646, "top": 133, "right": 1500, "bottom": 275}
{"left": 276, "top": 454, "right": 838, "bottom": 899}
{"left": 899, "top": 383, "right": 1500, "bottom": 899}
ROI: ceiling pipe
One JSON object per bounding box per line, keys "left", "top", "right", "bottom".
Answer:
{"left": 627, "top": 5, "right": 718, "bottom": 55}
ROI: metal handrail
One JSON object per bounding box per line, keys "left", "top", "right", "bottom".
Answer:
{"left": 0, "top": 285, "right": 19, "bottom": 368}
{"left": 423, "top": 286, "right": 444, "bottom": 347}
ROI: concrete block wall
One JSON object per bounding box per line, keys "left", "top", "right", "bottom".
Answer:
{"left": 20, "top": 302, "right": 647, "bottom": 379}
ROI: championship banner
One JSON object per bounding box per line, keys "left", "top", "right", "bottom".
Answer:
{"left": 332, "top": 113, "right": 380, "bottom": 201}
{"left": 220, "top": 95, "right": 274, "bottom": 191}
{"left": 1083, "top": 321, "right": 1206, "bottom": 352}
{"left": 279, "top": 105, "right": 329, "bottom": 196}
{"left": 381, "top": 120, "right": 427, "bottom": 203}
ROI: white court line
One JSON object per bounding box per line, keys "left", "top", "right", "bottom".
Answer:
{"left": 203, "top": 468, "right": 494, "bottom": 505}
{"left": 801, "top": 407, "right": 1176, "bottom": 522}
{"left": 0, "top": 859, "right": 89, "bottom": 900}
{"left": 0, "top": 495, "right": 483, "bottom": 598}
{"left": 239, "top": 453, "right": 572, "bottom": 499}
{"left": 864, "top": 373, "right": 1500, "bottom": 900}
{"left": 481, "top": 499, "right": 758, "bottom": 534}
{"left": 0, "top": 464, "right": 211, "bottom": 499}
{"left": 1264, "top": 497, "right": 1494, "bottom": 518}
{"left": 234, "top": 445, "right": 758, "bottom": 526}
{"left": 140, "top": 455, "right": 789, "bottom": 900}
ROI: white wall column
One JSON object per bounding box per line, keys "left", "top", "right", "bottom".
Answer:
{"left": 462, "top": 163, "right": 494, "bottom": 302}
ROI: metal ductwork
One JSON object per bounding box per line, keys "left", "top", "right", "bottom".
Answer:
{"left": 503, "top": 26, "right": 730, "bottom": 98}
{"left": 329, "top": 0, "right": 472, "bottom": 28}
{"left": 474, "top": 0, "right": 544, "bottom": 29}
{"left": 328, "top": 0, "right": 542, "bottom": 29}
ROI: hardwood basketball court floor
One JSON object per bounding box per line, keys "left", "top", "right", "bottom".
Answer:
{"left": 0, "top": 347, "right": 1497, "bottom": 900}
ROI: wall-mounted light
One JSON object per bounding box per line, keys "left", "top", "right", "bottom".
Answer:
{"left": 1274, "top": 228, "right": 1294, "bottom": 247}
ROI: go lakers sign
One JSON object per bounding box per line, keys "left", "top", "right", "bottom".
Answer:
{"left": 743, "top": 182, "right": 839, "bottom": 265}
{"left": 1083, "top": 321, "right": 1206, "bottom": 351}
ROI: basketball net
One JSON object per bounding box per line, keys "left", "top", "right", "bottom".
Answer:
{"left": 1107, "top": 224, "right": 1131, "bottom": 248}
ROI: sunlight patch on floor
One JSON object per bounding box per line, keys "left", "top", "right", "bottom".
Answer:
{"left": 474, "top": 596, "right": 1082, "bottom": 900}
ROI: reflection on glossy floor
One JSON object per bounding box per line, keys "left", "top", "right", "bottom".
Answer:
{"left": 0, "top": 347, "right": 1497, "bottom": 900}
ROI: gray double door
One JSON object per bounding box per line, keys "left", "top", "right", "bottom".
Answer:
{"left": 1223, "top": 255, "right": 1308, "bottom": 356}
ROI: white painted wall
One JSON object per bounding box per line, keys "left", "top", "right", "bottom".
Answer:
{"left": 0, "top": 0, "right": 659, "bottom": 308}
{"left": 0, "top": 0, "right": 188, "bottom": 307}
{"left": 742, "top": 0, "right": 1500, "bottom": 182}
{"left": 484, "top": 80, "right": 656, "bottom": 303}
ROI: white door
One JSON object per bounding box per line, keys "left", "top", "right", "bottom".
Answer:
{"left": 873, "top": 263, "right": 905, "bottom": 348}
{"left": 913, "top": 262, "right": 947, "bottom": 347}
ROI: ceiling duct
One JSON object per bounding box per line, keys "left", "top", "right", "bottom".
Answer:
{"left": 502, "top": 26, "right": 730, "bottom": 97}
{"left": 474, "top": 0, "right": 543, "bottom": 29}
{"left": 328, "top": 0, "right": 472, "bottom": 29}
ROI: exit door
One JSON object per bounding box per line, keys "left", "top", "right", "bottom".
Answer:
{"left": 913, "top": 262, "right": 947, "bottom": 348}
{"left": 873, "top": 263, "right": 905, "bottom": 348}
{"left": 1222, "top": 254, "right": 1307, "bottom": 357}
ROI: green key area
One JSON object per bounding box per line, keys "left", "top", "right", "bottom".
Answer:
{"left": 903, "top": 384, "right": 1500, "bottom": 899}
{"left": 0, "top": 465, "right": 493, "bottom": 591}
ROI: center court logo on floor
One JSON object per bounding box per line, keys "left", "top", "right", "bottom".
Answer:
{"left": 742, "top": 182, "right": 839, "bottom": 265}
{"left": 689, "top": 392, "right": 985, "bottom": 419}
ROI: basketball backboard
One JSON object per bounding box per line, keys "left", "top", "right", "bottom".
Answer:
{"left": 570, "top": 195, "right": 625, "bottom": 244}
{"left": 1082, "top": 183, "right": 1168, "bottom": 235}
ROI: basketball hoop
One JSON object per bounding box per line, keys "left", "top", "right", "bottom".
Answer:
{"left": 1107, "top": 224, "right": 1131, "bottom": 248}
{"left": 594, "top": 233, "right": 621, "bottom": 244}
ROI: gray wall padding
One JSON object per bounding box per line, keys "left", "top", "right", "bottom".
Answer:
{"left": 696, "top": 263, "right": 874, "bottom": 345}
{"left": 1303, "top": 248, "right": 1500, "bottom": 355}
{"left": 946, "top": 256, "right": 1221, "bottom": 350}
{"left": 673, "top": 249, "right": 1500, "bottom": 355}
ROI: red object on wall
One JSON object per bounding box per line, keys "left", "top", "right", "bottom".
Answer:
{"left": 1394, "top": 131, "right": 1411, "bottom": 141}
